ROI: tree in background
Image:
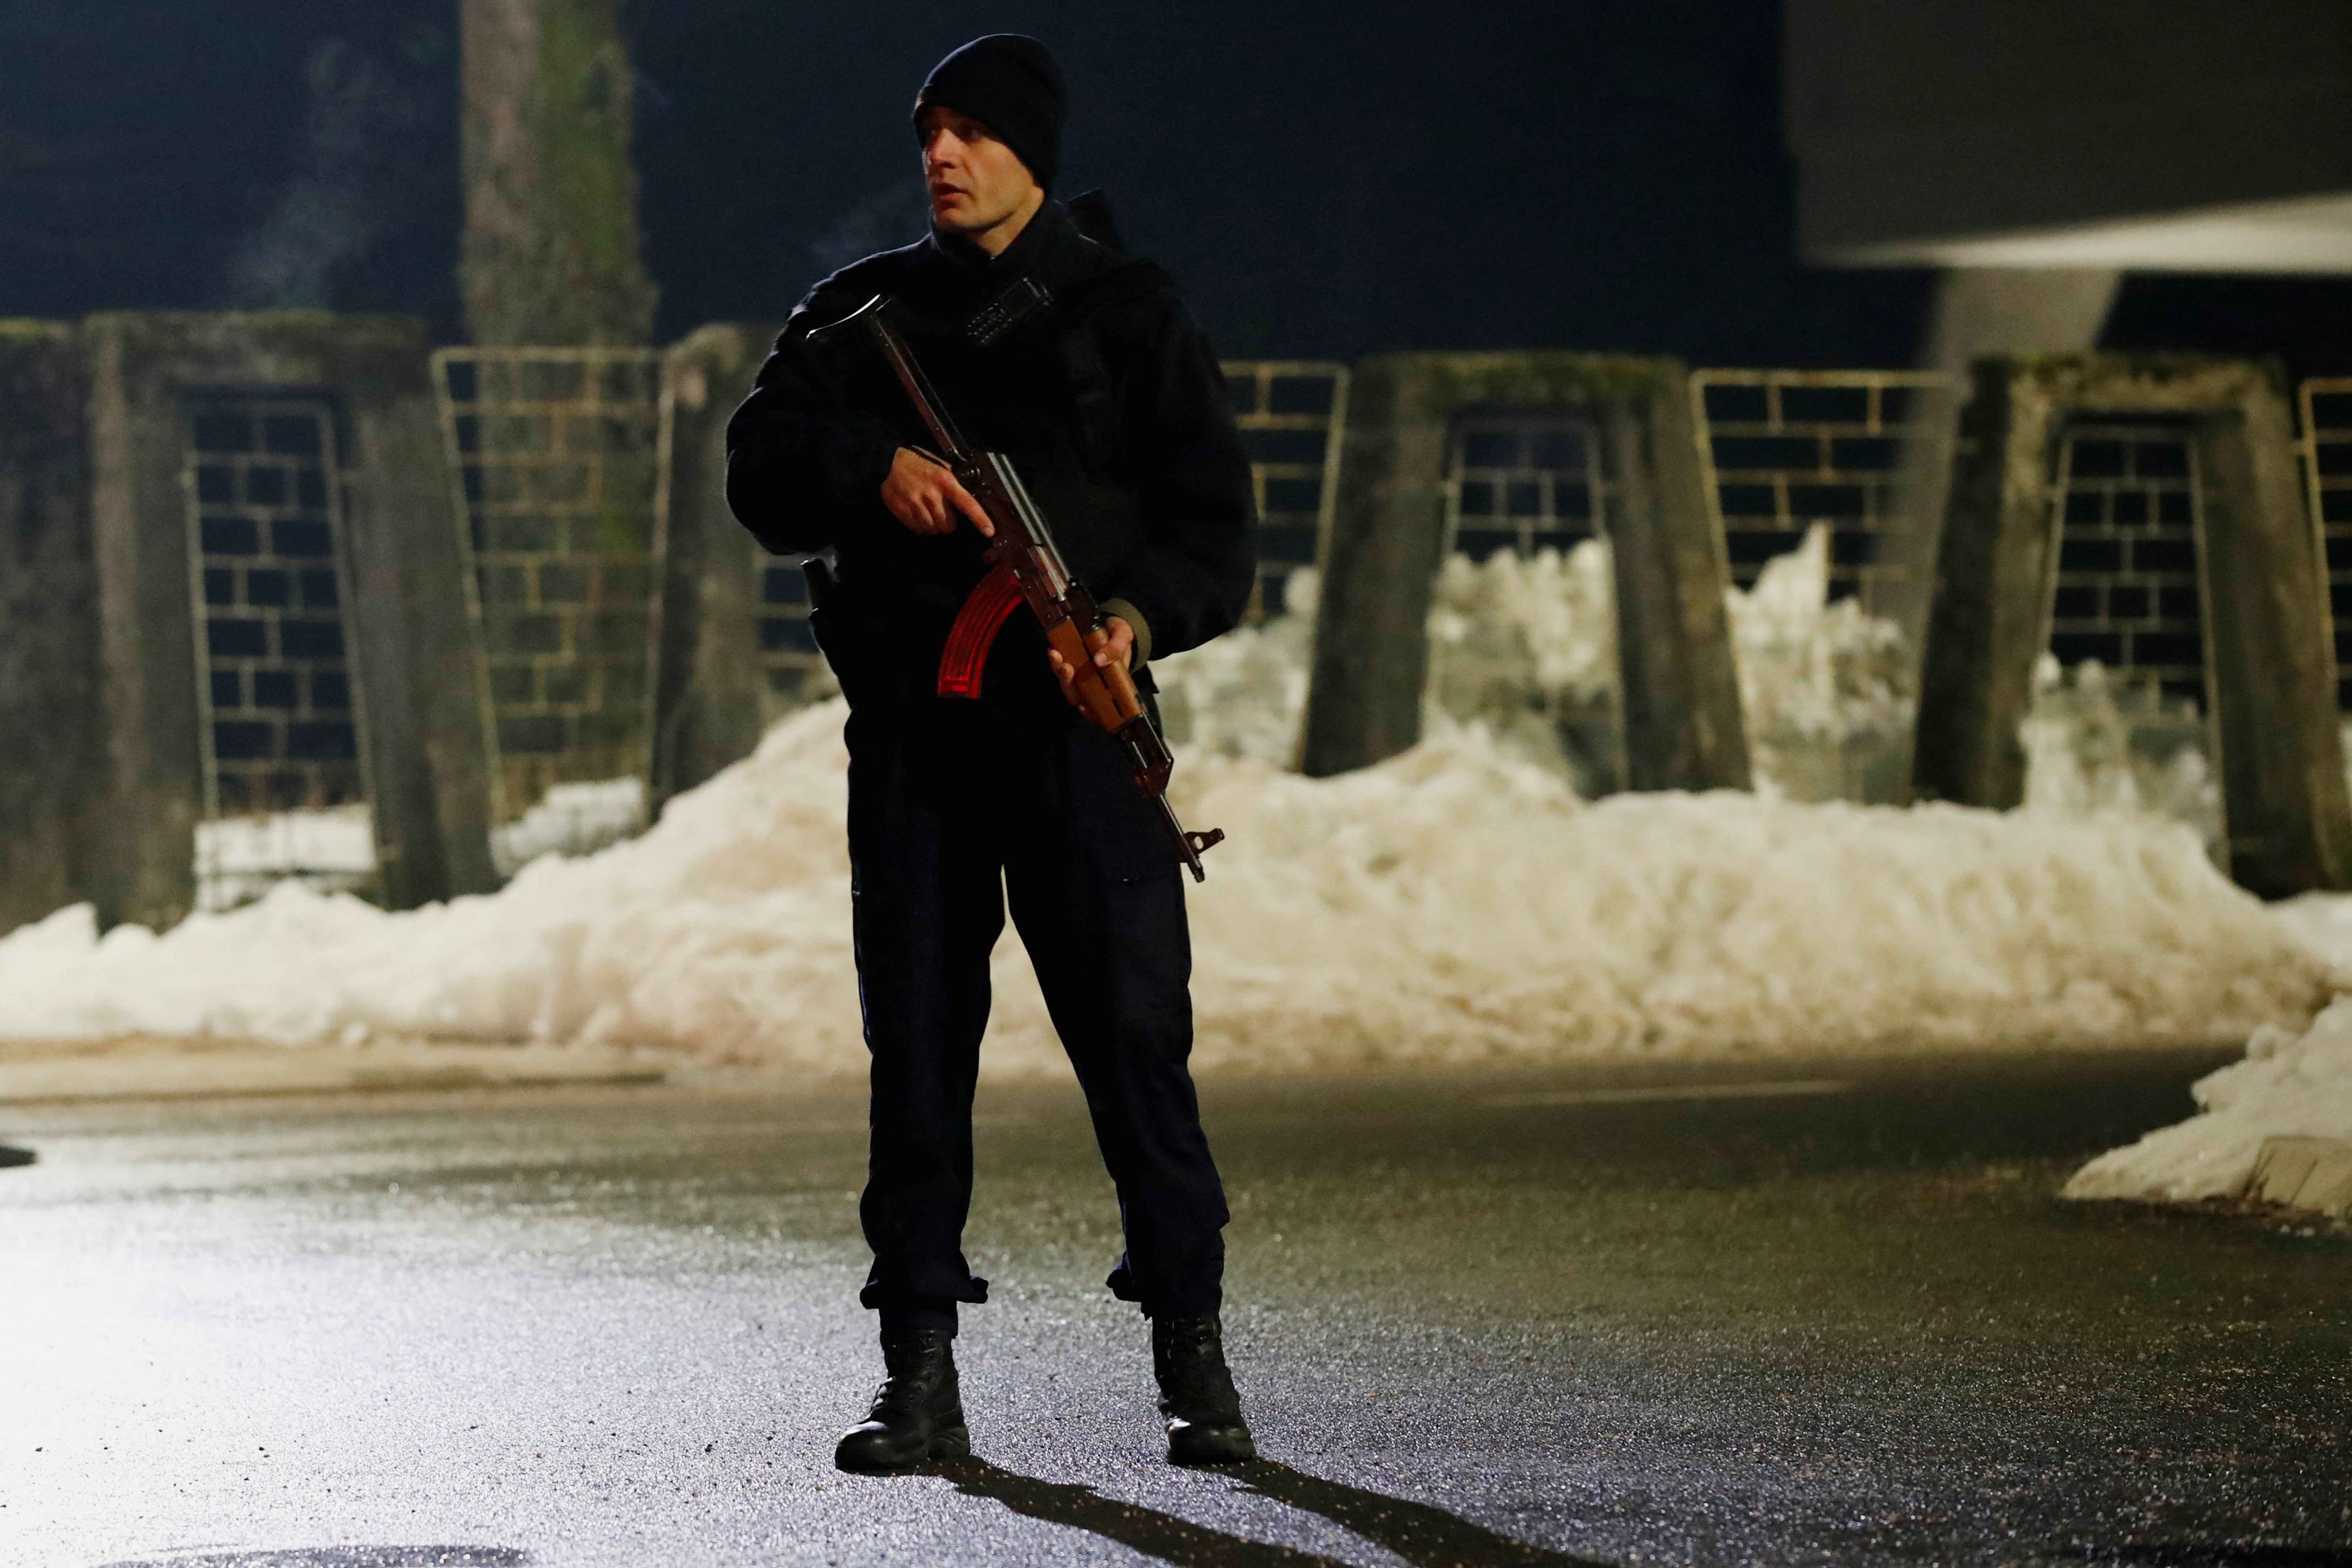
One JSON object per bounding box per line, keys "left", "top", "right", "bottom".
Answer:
{"left": 461, "top": 0, "right": 655, "bottom": 346}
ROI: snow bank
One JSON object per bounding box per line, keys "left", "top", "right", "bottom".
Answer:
{"left": 1155, "top": 569, "right": 1317, "bottom": 768}
{"left": 1422, "top": 542, "right": 1623, "bottom": 795}
{"left": 194, "top": 804, "right": 376, "bottom": 912}
{"left": 0, "top": 701, "right": 2328, "bottom": 1077}
{"left": 1174, "top": 743, "right": 2323, "bottom": 1070}
{"left": 2020, "top": 655, "right": 2220, "bottom": 858}
{"left": 2061, "top": 890, "right": 2352, "bottom": 1208}
{"left": 1407, "top": 529, "right": 1921, "bottom": 802}
{"left": 1728, "top": 527, "right": 1916, "bottom": 804}
{"left": 2063, "top": 989, "right": 2352, "bottom": 1206}
{"left": 0, "top": 705, "right": 864, "bottom": 1073}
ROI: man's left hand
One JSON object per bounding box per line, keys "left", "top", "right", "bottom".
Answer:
{"left": 1046, "top": 616, "right": 1134, "bottom": 707}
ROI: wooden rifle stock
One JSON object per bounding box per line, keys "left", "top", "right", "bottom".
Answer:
{"left": 813, "top": 293, "right": 1225, "bottom": 881}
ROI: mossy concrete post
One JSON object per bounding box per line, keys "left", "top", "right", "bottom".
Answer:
{"left": 0, "top": 321, "right": 105, "bottom": 937}
{"left": 1916, "top": 352, "right": 2350, "bottom": 896}
{"left": 651, "top": 322, "right": 778, "bottom": 804}
{"left": 461, "top": 0, "right": 656, "bottom": 346}
{"left": 1302, "top": 351, "right": 1750, "bottom": 790}
{"left": 1612, "top": 371, "right": 1752, "bottom": 792}
{"left": 82, "top": 312, "right": 497, "bottom": 929}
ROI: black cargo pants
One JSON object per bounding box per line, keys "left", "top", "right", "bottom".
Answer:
{"left": 843, "top": 694, "right": 1229, "bottom": 1334}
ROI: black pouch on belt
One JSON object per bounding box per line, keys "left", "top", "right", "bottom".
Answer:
{"left": 801, "top": 557, "right": 900, "bottom": 710}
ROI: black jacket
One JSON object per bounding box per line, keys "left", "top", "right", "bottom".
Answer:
{"left": 724, "top": 201, "right": 1257, "bottom": 703}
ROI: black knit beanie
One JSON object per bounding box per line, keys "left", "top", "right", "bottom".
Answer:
{"left": 914, "top": 34, "right": 1065, "bottom": 192}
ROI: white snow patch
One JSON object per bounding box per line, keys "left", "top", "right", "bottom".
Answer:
{"left": 1155, "top": 568, "right": 1318, "bottom": 768}
{"left": 2020, "top": 655, "right": 2220, "bottom": 859}
{"left": 491, "top": 777, "right": 649, "bottom": 876}
{"left": 2063, "top": 988, "right": 2352, "bottom": 1206}
{"left": 1727, "top": 527, "right": 1915, "bottom": 803}
{"left": 194, "top": 805, "right": 377, "bottom": 912}
{"left": 0, "top": 700, "right": 2327, "bottom": 1077}
{"left": 2269, "top": 889, "right": 2352, "bottom": 973}
{"left": 2060, "top": 888, "right": 2352, "bottom": 1208}
{"left": 2049, "top": 719, "right": 2352, "bottom": 1211}
{"left": 1423, "top": 542, "right": 1623, "bottom": 793}
{"left": 1169, "top": 529, "right": 1936, "bottom": 802}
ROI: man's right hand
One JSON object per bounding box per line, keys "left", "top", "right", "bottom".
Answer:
{"left": 881, "top": 447, "right": 994, "bottom": 537}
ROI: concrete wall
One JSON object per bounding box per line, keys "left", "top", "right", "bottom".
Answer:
{"left": 1916, "top": 353, "right": 2349, "bottom": 897}
{"left": 650, "top": 322, "right": 777, "bottom": 806}
{"left": 0, "top": 322, "right": 105, "bottom": 935}
{"left": 81, "top": 312, "right": 496, "bottom": 929}
{"left": 1301, "top": 351, "right": 1749, "bottom": 790}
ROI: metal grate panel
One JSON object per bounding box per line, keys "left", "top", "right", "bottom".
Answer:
{"left": 1224, "top": 361, "right": 1348, "bottom": 618}
{"left": 433, "top": 347, "right": 665, "bottom": 827}
{"left": 1689, "top": 369, "right": 1958, "bottom": 602}
{"left": 2046, "top": 421, "right": 2212, "bottom": 709}
{"left": 182, "top": 395, "right": 375, "bottom": 910}
{"left": 1442, "top": 408, "right": 1619, "bottom": 559}
{"left": 2298, "top": 378, "right": 2352, "bottom": 707}
{"left": 1429, "top": 407, "right": 1626, "bottom": 798}
{"left": 183, "top": 397, "right": 367, "bottom": 817}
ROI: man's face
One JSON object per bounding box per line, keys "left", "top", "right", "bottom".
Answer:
{"left": 919, "top": 105, "right": 1038, "bottom": 235}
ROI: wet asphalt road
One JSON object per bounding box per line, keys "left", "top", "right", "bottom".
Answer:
{"left": 5, "top": 1048, "right": 2351, "bottom": 1568}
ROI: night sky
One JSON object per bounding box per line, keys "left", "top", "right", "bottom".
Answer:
{"left": 3, "top": 0, "right": 2349, "bottom": 375}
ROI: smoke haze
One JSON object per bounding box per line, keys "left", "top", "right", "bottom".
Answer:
{"left": 223, "top": 38, "right": 432, "bottom": 309}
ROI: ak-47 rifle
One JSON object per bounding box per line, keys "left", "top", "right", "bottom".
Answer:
{"left": 816, "top": 292, "right": 1225, "bottom": 881}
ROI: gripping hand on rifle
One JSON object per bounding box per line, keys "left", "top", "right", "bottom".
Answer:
{"left": 881, "top": 446, "right": 994, "bottom": 537}
{"left": 881, "top": 444, "right": 1135, "bottom": 704}
{"left": 1046, "top": 617, "right": 1135, "bottom": 702}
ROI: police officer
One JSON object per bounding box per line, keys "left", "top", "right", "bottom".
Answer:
{"left": 726, "top": 34, "right": 1260, "bottom": 1471}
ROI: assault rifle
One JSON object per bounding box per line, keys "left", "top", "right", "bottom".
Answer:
{"left": 816, "top": 293, "right": 1225, "bottom": 882}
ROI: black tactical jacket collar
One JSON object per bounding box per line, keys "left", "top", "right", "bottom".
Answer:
{"left": 919, "top": 201, "right": 1096, "bottom": 300}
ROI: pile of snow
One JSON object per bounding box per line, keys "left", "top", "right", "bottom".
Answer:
{"left": 0, "top": 701, "right": 2329, "bottom": 1077}
{"left": 2020, "top": 655, "right": 2219, "bottom": 858}
{"left": 491, "top": 777, "right": 648, "bottom": 876}
{"left": 194, "top": 804, "right": 376, "bottom": 913}
{"left": 2064, "top": 993, "right": 2352, "bottom": 1207}
{"left": 1336, "top": 529, "right": 1921, "bottom": 802}
{"left": 1155, "top": 569, "right": 1318, "bottom": 768}
{"left": 1173, "top": 530, "right": 2142, "bottom": 816}
{"left": 1727, "top": 527, "right": 1915, "bottom": 803}
{"left": 2063, "top": 891, "right": 2352, "bottom": 1207}
{"left": 1423, "top": 542, "right": 1623, "bottom": 795}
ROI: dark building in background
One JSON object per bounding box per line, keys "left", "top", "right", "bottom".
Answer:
{"left": 1786, "top": 1, "right": 2352, "bottom": 274}
{"left": 1785, "top": 0, "right": 2352, "bottom": 892}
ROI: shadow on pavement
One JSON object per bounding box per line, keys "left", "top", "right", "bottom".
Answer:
{"left": 2067, "top": 1547, "right": 2352, "bottom": 1567}
{"left": 96, "top": 1550, "right": 529, "bottom": 1568}
{"left": 1232, "top": 1461, "right": 1609, "bottom": 1567}
{"left": 930, "top": 1457, "right": 1606, "bottom": 1568}
{"left": 931, "top": 1458, "right": 1347, "bottom": 1566}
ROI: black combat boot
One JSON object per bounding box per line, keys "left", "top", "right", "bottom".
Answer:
{"left": 833, "top": 1327, "right": 970, "bottom": 1472}
{"left": 1152, "top": 1313, "right": 1256, "bottom": 1465}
